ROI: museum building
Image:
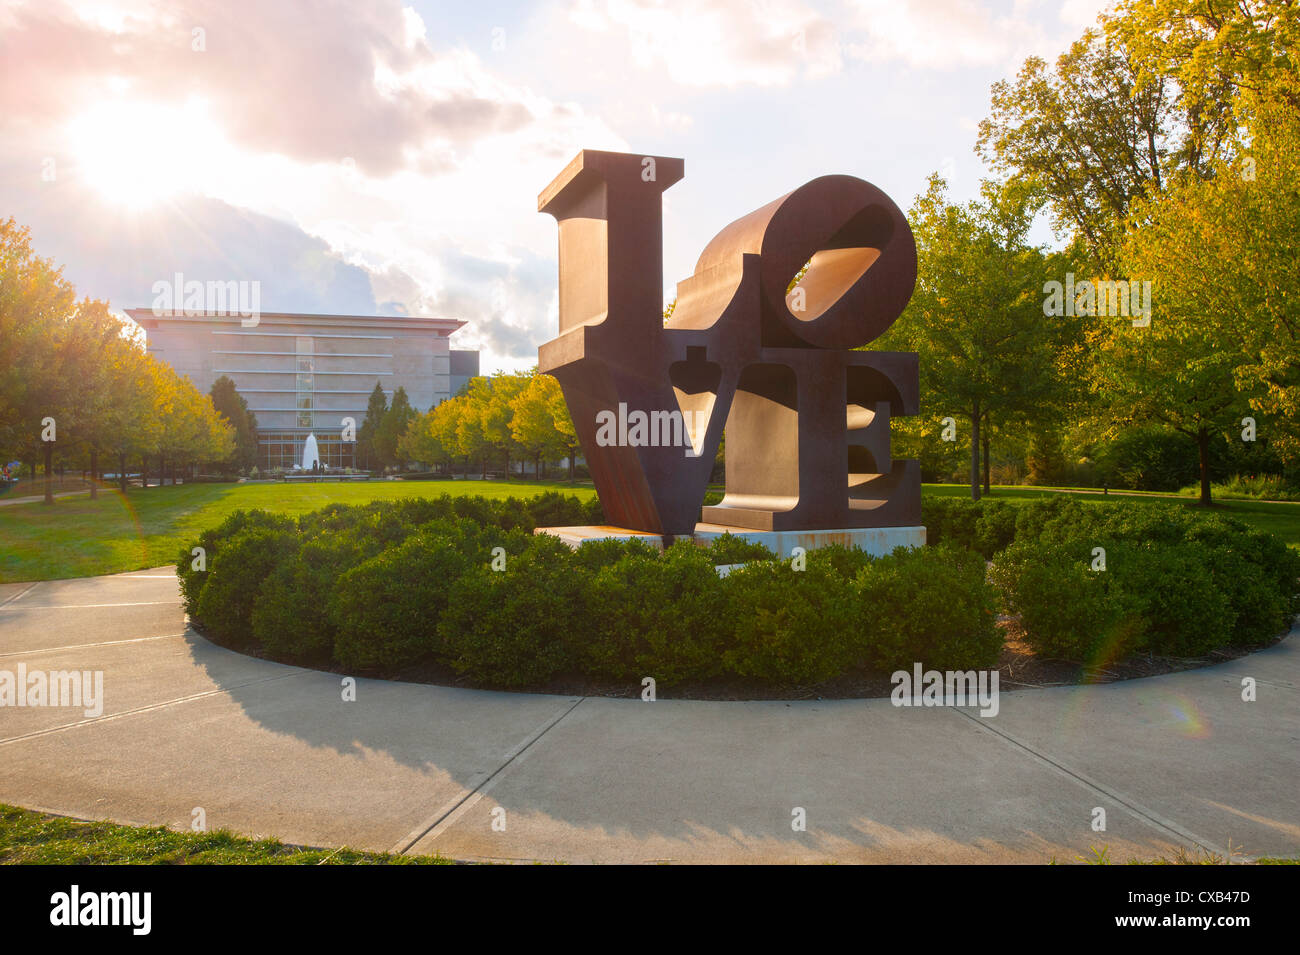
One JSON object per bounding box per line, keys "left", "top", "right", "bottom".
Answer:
{"left": 126, "top": 309, "right": 478, "bottom": 470}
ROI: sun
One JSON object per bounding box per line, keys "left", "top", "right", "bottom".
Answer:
{"left": 66, "top": 99, "right": 226, "bottom": 208}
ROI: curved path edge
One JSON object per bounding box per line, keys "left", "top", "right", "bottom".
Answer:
{"left": 0, "top": 569, "right": 1296, "bottom": 864}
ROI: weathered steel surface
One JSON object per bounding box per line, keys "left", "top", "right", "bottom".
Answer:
{"left": 539, "top": 149, "right": 920, "bottom": 536}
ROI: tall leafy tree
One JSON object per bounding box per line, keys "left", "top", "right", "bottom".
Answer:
{"left": 509, "top": 373, "right": 566, "bottom": 478}
{"left": 356, "top": 382, "right": 388, "bottom": 471}
{"left": 877, "top": 177, "right": 1084, "bottom": 500}
{"left": 1102, "top": 82, "right": 1300, "bottom": 500}
{"left": 208, "top": 375, "right": 258, "bottom": 473}
{"left": 374, "top": 386, "right": 416, "bottom": 468}
{"left": 978, "top": 24, "right": 1234, "bottom": 274}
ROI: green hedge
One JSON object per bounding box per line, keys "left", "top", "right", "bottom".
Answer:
{"left": 178, "top": 493, "right": 1299, "bottom": 689}
{"left": 178, "top": 494, "right": 1003, "bottom": 689}
{"left": 990, "top": 498, "right": 1300, "bottom": 661}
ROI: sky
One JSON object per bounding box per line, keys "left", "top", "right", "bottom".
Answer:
{"left": 0, "top": 0, "right": 1112, "bottom": 376}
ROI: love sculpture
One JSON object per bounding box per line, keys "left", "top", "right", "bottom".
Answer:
{"left": 538, "top": 150, "right": 921, "bottom": 539}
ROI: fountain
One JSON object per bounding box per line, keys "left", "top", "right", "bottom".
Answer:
{"left": 300, "top": 433, "right": 320, "bottom": 470}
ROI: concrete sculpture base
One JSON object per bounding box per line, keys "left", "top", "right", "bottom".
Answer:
{"left": 535, "top": 524, "right": 926, "bottom": 557}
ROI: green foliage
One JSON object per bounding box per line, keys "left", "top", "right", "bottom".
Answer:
{"left": 923, "top": 497, "right": 1018, "bottom": 558}
{"left": 996, "top": 499, "right": 1298, "bottom": 658}
{"left": 193, "top": 525, "right": 299, "bottom": 648}
{"left": 705, "top": 532, "right": 775, "bottom": 565}
{"left": 252, "top": 532, "right": 381, "bottom": 663}
{"left": 585, "top": 542, "right": 728, "bottom": 684}
{"left": 207, "top": 375, "right": 258, "bottom": 473}
{"left": 178, "top": 492, "right": 1299, "bottom": 691}
{"left": 858, "top": 546, "right": 1002, "bottom": 672}
{"left": 722, "top": 559, "right": 861, "bottom": 684}
{"left": 177, "top": 509, "right": 294, "bottom": 616}
{"left": 990, "top": 540, "right": 1141, "bottom": 661}
{"left": 439, "top": 535, "right": 587, "bottom": 687}
{"left": 1093, "top": 426, "right": 1202, "bottom": 491}
{"left": 331, "top": 527, "right": 475, "bottom": 671}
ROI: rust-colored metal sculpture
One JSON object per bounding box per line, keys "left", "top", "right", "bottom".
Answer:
{"left": 539, "top": 149, "right": 919, "bottom": 537}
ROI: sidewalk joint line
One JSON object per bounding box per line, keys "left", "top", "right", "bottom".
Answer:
{"left": 0, "top": 632, "right": 184, "bottom": 659}
{"left": 0, "top": 582, "right": 38, "bottom": 609}
{"left": 950, "top": 709, "right": 1228, "bottom": 857}
{"left": 392, "top": 697, "right": 586, "bottom": 855}
{"left": 0, "top": 600, "right": 176, "bottom": 612}
{"left": 0, "top": 670, "right": 311, "bottom": 747}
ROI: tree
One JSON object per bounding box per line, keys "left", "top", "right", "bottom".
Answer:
{"left": 1101, "top": 83, "right": 1300, "bottom": 501}
{"left": 356, "top": 382, "right": 388, "bottom": 471}
{"left": 1111, "top": 0, "right": 1300, "bottom": 120}
{"left": 208, "top": 376, "right": 258, "bottom": 473}
{"left": 374, "top": 386, "right": 416, "bottom": 469}
{"left": 475, "top": 373, "right": 527, "bottom": 476}
{"left": 877, "top": 177, "right": 1084, "bottom": 500}
{"left": 509, "top": 373, "right": 567, "bottom": 478}
{"left": 0, "top": 217, "right": 140, "bottom": 502}
{"left": 548, "top": 378, "right": 581, "bottom": 481}
{"left": 978, "top": 24, "right": 1234, "bottom": 275}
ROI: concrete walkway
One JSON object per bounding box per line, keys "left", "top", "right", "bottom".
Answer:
{"left": 0, "top": 569, "right": 1296, "bottom": 863}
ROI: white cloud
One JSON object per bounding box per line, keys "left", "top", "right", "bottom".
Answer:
{"left": 842, "top": 0, "right": 1117, "bottom": 71}
{"left": 567, "top": 0, "right": 843, "bottom": 88}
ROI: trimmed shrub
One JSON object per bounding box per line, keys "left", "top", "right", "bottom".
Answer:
{"left": 858, "top": 545, "right": 1001, "bottom": 672}
{"left": 585, "top": 542, "right": 728, "bottom": 684}
{"left": 193, "top": 525, "right": 300, "bottom": 648}
{"left": 922, "top": 498, "right": 982, "bottom": 551}
{"left": 923, "top": 497, "right": 1016, "bottom": 557}
{"left": 328, "top": 519, "right": 531, "bottom": 671}
{"left": 177, "top": 509, "right": 294, "bottom": 616}
{"left": 529, "top": 491, "right": 594, "bottom": 528}
{"left": 989, "top": 540, "right": 1143, "bottom": 662}
{"left": 974, "top": 500, "right": 1018, "bottom": 557}
{"left": 721, "top": 559, "right": 861, "bottom": 684}
{"left": 1110, "top": 542, "right": 1232, "bottom": 657}
{"left": 805, "top": 543, "right": 874, "bottom": 581}
{"left": 705, "top": 532, "right": 775, "bottom": 566}
{"left": 252, "top": 531, "right": 387, "bottom": 663}
{"left": 570, "top": 537, "right": 660, "bottom": 572}
{"left": 438, "top": 534, "right": 590, "bottom": 687}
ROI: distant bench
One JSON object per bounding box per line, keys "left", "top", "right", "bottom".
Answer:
{"left": 278, "top": 474, "right": 371, "bottom": 483}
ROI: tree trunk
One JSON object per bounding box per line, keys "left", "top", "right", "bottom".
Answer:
{"left": 90, "top": 448, "right": 99, "bottom": 500}
{"left": 1197, "top": 427, "right": 1212, "bottom": 506}
{"left": 969, "top": 404, "right": 981, "bottom": 502}
{"left": 43, "top": 442, "right": 54, "bottom": 505}
{"left": 141, "top": 456, "right": 148, "bottom": 489}
{"left": 568, "top": 450, "right": 575, "bottom": 482}
{"left": 982, "top": 413, "right": 991, "bottom": 496}
{"left": 119, "top": 453, "right": 128, "bottom": 494}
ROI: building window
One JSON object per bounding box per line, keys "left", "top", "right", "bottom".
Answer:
{"left": 257, "top": 431, "right": 354, "bottom": 471}
{"left": 295, "top": 336, "right": 314, "bottom": 428}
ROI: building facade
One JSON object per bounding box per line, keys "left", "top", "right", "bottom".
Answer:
{"left": 128, "top": 309, "right": 477, "bottom": 470}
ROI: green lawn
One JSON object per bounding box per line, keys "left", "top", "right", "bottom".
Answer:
{"left": 0, "top": 478, "right": 596, "bottom": 583}
{"left": 0, "top": 803, "right": 449, "bottom": 865}
{"left": 1, "top": 478, "right": 1296, "bottom": 583}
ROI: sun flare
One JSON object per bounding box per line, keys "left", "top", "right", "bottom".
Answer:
{"left": 66, "top": 99, "right": 226, "bottom": 208}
